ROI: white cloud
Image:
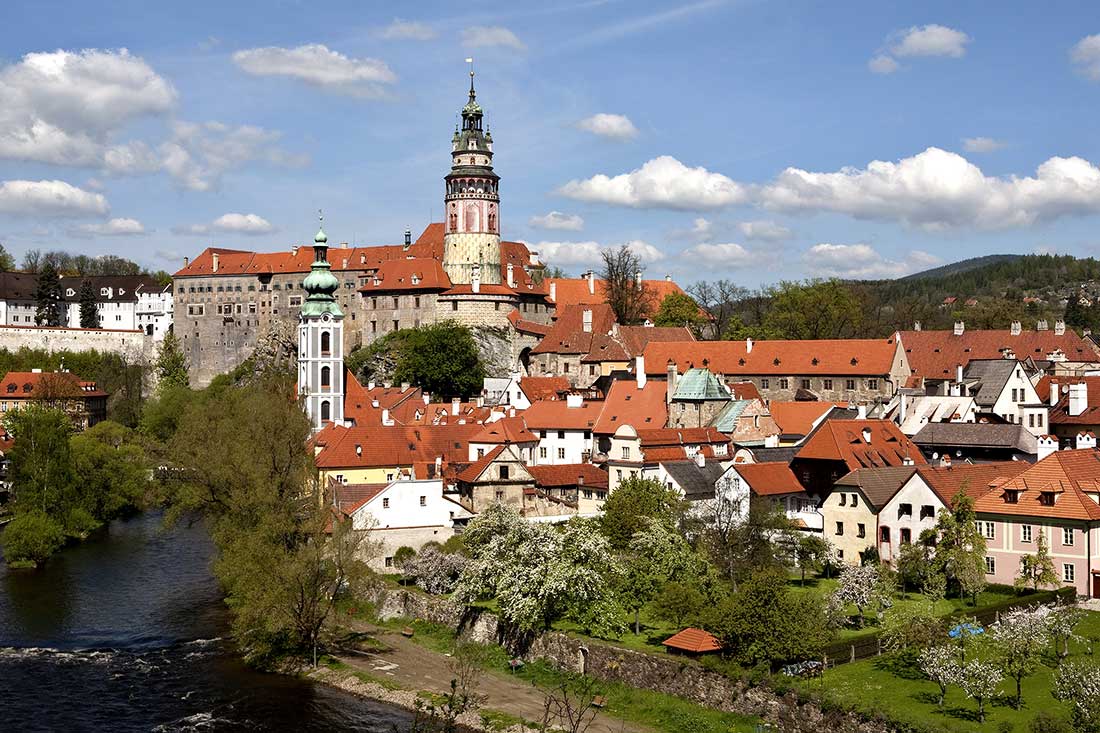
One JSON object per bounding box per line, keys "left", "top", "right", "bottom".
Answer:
{"left": 680, "top": 242, "right": 754, "bottom": 268}
{"left": 461, "top": 26, "right": 526, "bottom": 50}
{"left": 0, "top": 179, "right": 109, "bottom": 217}
{"left": 1071, "top": 34, "right": 1100, "bottom": 80}
{"left": 379, "top": 19, "right": 437, "bottom": 41}
{"left": 534, "top": 239, "right": 664, "bottom": 268}
{"left": 760, "top": 147, "right": 1100, "bottom": 230}
{"left": 232, "top": 44, "right": 396, "bottom": 97}
{"left": 737, "top": 219, "right": 792, "bottom": 242}
{"left": 576, "top": 113, "right": 638, "bottom": 141}
{"left": 558, "top": 156, "right": 748, "bottom": 210}
{"left": 529, "top": 211, "right": 584, "bottom": 231}
{"left": 690, "top": 217, "right": 713, "bottom": 240}
{"left": 868, "top": 55, "right": 899, "bottom": 74}
{"left": 802, "top": 243, "right": 941, "bottom": 279}
{"left": 71, "top": 217, "right": 146, "bottom": 237}
{"left": 890, "top": 24, "right": 970, "bottom": 58}
{"left": 174, "top": 212, "right": 274, "bottom": 236}
{"left": 157, "top": 122, "right": 307, "bottom": 191}
{"left": 0, "top": 48, "right": 176, "bottom": 166}
{"left": 962, "top": 137, "right": 1006, "bottom": 153}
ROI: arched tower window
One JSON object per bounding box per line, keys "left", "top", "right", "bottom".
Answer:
{"left": 449, "top": 205, "right": 458, "bottom": 232}
{"left": 321, "top": 400, "right": 331, "bottom": 422}
{"left": 488, "top": 206, "right": 496, "bottom": 233}
{"left": 321, "top": 331, "right": 331, "bottom": 355}
{"left": 321, "top": 366, "right": 331, "bottom": 388}
{"left": 466, "top": 203, "right": 480, "bottom": 231}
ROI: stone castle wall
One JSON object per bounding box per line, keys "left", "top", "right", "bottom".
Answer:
{"left": 0, "top": 325, "right": 152, "bottom": 363}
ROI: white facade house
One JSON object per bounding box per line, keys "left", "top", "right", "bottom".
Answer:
{"left": 135, "top": 284, "right": 174, "bottom": 340}
{"left": 345, "top": 479, "right": 472, "bottom": 570}
{"left": 523, "top": 395, "right": 598, "bottom": 466}
{"left": 715, "top": 461, "right": 824, "bottom": 531}
{"left": 962, "top": 359, "right": 1049, "bottom": 436}
{"left": 875, "top": 472, "right": 947, "bottom": 564}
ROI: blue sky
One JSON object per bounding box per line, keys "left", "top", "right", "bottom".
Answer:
{"left": 3, "top": 0, "right": 1100, "bottom": 286}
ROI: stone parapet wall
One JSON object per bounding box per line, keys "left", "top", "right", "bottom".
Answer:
{"left": 0, "top": 325, "right": 152, "bottom": 363}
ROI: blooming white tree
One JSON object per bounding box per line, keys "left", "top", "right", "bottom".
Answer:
{"left": 402, "top": 547, "right": 467, "bottom": 595}
{"left": 831, "top": 564, "right": 892, "bottom": 628}
{"left": 918, "top": 644, "right": 959, "bottom": 709}
{"left": 990, "top": 605, "right": 1051, "bottom": 708}
{"left": 956, "top": 659, "right": 1003, "bottom": 723}
{"left": 1045, "top": 603, "right": 1084, "bottom": 660}
{"left": 1054, "top": 660, "right": 1100, "bottom": 731}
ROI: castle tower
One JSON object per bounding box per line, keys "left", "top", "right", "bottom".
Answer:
{"left": 298, "top": 216, "right": 345, "bottom": 432}
{"left": 442, "top": 67, "right": 502, "bottom": 285}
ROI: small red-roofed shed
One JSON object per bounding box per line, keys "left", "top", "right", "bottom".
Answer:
{"left": 662, "top": 628, "right": 722, "bottom": 656}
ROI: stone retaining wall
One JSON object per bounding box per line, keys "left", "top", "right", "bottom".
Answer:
{"left": 368, "top": 587, "right": 897, "bottom": 733}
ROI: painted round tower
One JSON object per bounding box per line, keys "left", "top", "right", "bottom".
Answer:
{"left": 442, "top": 69, "right": 502, "bottom": 286}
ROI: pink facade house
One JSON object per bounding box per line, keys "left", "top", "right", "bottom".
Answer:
{"left": 974, "top": 448, "right": 1100, "bottom": 597}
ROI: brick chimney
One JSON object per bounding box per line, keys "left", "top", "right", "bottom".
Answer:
{"left": 635, "top": 354, "right": 646, "bottom": 389}
{"left": 211, "top": 253, "right": 219, "bottom": 273}
{"left": 582, "top": 308, "right": 592, "bottom": 333}
{"left": 1069, "top": 382, "right": 1088, "bottom": 417}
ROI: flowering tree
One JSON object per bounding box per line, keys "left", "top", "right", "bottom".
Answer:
{"left": 990, "top": 605, "right": 1051, "bottom": 708}
{"left": 402, "top": 547, "right": 467, "bottom": 595}
{"left": 956, "top": 659, "right": 1003, "bottom": 723}
{"left": 831, "top": 564, "right": 892, "bottom": 628}
{"left": 1054, "top": 660, "right": 1100, "bottom": 732}
{"left": 918, "top": 645, "right": 959, "bottom": 709}
{"left": 1046, "top": 603, "right": 1084, "bottom": 660}
{"left": 619, "top": 518, "right": 705, "bottom": 634}
{"left": 455, "top": 505, "right": 623, "bottom": 637}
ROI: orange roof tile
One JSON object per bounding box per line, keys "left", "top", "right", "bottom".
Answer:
{"left": 662, "top": 627, "right": 721, "bottom": 654}
{"left": 642, "top": 338, "right": 901, "bottom": 377}
{"left": 593, "top": 379, "right": 667, "bottom": 434}
{"left": 547, "top": 276, "right": 685, "bottom": 319}
{"left": 527, "top": 463, "right": 609, "bottom": 489}
{"left": 456, "top": 445, "right": 507, "bottom": 482}
{"left": 973, "top": 448, "right": 1100, "bottom": 520}
{"left": 769, "top": 401, "right": 847, "bottom": 437}
{"left": 899, "top": 329, "right": 1100, "bottom": 380}
{"left": 795, "top": 419, "right": 926, "bottom": 471}
{"left": 1036, "top": 376, "right": 1100, "bottom": 426}
{"left": 522, "top": 399, "right": 601, "bottom": 430}
{"left": 357, "top": 258, "right": 451, "bottom": 292}
{"left": 532, "top": 303, "right": 617, "bottom": 355}
{"left": 470, "top": 416, "right": 538, "bottom": 444}
{"left": 519, "top": 376, "right": 571, "bottom": 402}
{"left": 916, "top": 461, "right": 1030, "bottom": 504}
{"left": 314, "top": 423, "right": 484, "bottom": 469}
{"left": 0, "top": 370, "right": 107, "bottom": 398}
{"left": 732, "top": 462, "right": 807, "bottom": 496}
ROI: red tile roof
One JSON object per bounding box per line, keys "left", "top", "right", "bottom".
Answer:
{"left": 456, "top": 445, "right": 506, "bottom": 482}
{"left": 532, "top": 303, "right": 617, "bottom": 355}
{"left": 593, "top": 379, "right": 667, "bottom": 435}
{"left": 506, "top": 309, "right": 552, "bottom": 336}
{"left": 637, "top": 426, "right": 729, "bottom": 447}
{"left": 642, "top": 338, "right": 901, "bottom": 377}
{"left": 357, "top": 258, "right": 451, "bottom": 292}
{"left": 973, "top": 449, "right": 1100, "bottom": 520}
{"left": 547, "top": 276, "right": 685, "bottom": 319}
{"left": 769, "top": 401, "right": 847, "bottom": 437}
{"left": 728, "top": 381, "right": 762, "bottom": 401}
{"left": 732, "top": 461, "right": 806, "bottom": 496}
{"left": 0, "top": 370, "right": 107, "bottom": 398}
{"left": 519, "top": 376, "right": 571, "bottom": 402}
{"left": 1036, "top": 376, "right": 1100, "bottom": 426}
{"left": 795, "top": 419, "right": 926, "bottom": 471}
{"left": 898, "top": 329, "right": 1100, "bottom": 380}
{"left": 314, "top": 423, "right": 484, "bottom": 469}
{"left": 470, "top": 416, "right": 538, "bottom": 444}
{"left": 916, "top": 461, "right": 1029, "bottom": 504}
{"left": 582, "top": 325, "right": 695, "bottom": 363}
{"left": 332, "top": 482, "right": 389, "bottom": 514}
{"left": 522, "top": 399, "right": 601, "bottom": 430}
{"left": 662, "top": 627, "right": 722, "bottom": 654}
{"left": 527, "top": 463, "right": 609, "bottom": 489}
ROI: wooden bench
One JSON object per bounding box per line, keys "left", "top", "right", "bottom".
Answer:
{"left": 591, "top": 695, "right": 607, "bottom": 709}
{"left": 400, "top": 626, "right": 415, "bottom": 638}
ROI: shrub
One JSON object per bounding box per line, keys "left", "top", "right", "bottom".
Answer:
{"left": 64, "top": 507, "right": 101, "bottom": 537}
{"left": 403, "top": 548, "right": 467, "bottom": 595}
{"left": 392, "top": 546, "right": 416, "bottom": 569}
{"left": 1028, "top": 711, "right": 1073, "bottom": 733}
{"left": 2, "top": 510, "right": 66, "bottom": 564}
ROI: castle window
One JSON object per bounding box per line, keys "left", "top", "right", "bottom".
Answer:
{"left": 320, "top": 331, "right": 331, "bottom": 355}
{"left": 415, "top": 297, "right": 421, "bottom": 308}
{"left": 320, "top": 400, "right": 331, "bottom": 422}
{"left": 452, "top": 301, "right": 458, "bottom": 311}
{"left": 393, "top": 297, "right": 399, "bottom": 309}
{"left": 321, "top": 366, "right": 331, "bottom": 388}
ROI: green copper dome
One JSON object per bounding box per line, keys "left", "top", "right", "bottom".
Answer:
{"left": 314, "top": 226, "right": 328, "bottom": 245}
{"left": 301, "top": 216, "right": 343, "bottom": 319}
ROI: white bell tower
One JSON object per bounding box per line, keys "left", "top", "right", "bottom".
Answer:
{"left": 298, "top": 215, "right": 345, "bottom": 432}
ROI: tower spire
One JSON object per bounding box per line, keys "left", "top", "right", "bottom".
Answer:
{"left": 466, "top": 57, "right": 475, "bottom": 101}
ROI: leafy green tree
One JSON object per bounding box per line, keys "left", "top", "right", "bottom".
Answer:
{"left": 78, "top": 279, "right": 99, "bottom": 328}
{"left": 1016, "top": 532, "right": 1059, "bottom": 591}
{"left": 598, "top": 476, "right": 684, "bottom": 550}
{"left": 1, "top": 510, "right": 66, "bottom": 565}
{"left": 653, "top": 292, "right": 706, "bottom": 330}
{"left": 703, "top": 495, "right": 792, "bottom": 584}
{"left": 392, "top": 545, "right": 417, "bottom": 570}
{"left": 34, "top": 261, "right": 63, "bottom": 326}
{"left": 600, "top": 245, "right": 655, "bottom": 325}
{"left": 709, "top": 567, "right": 831, "bottom": 667}
{"left": 651, "top": 580, "right": 707, "bottom": 629}
{"left": 881, "top": 601, "right": 943, "bottom": 663}
{"left": 4, "top": 404, "right": 74, "bottom": 516}
{"left": 762, "top": 279, "right": 863, "bottom": 340}
{"left": 139, "top": 383, "right": 192, "bottom": 445}
{"left": 896, "top": 539, "right": 940, "bottom": 595}
{"left": 355, "top": 322, "right": 485, "bottom": 399}
{"left": 933, "top": 489, "right": 988, "bottom": 604}
{"left": 618, "top": 518, "right": 704, "bottom": 634}
{"left": 795, "top": 534, "right": 832, "bottom": 585}
{"left": 156, "top": 331, "right": 190, "bottom": 390}
{"left": 69, "top": 421, "right": 149, "bottom": 520}
{"left": 0, "top": 242, "right": 15, "bottom": 271}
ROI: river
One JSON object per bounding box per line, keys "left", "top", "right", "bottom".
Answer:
{"left": 0, "top": 512, "right": 412, "bottom": 732}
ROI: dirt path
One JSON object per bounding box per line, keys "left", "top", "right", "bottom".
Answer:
{"left": 336, "top": 628, "right": 648, "bottom": 732}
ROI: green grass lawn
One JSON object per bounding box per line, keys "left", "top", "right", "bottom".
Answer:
{"left": 790, "top": 610, "right": 1100, "bottom": 732}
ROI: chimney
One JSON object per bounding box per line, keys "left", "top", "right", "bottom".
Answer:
{"left": 1055, "top": 319, "right": 1066, "bottom": 336}
{"left": 582, "top": 308, "right": 593, "bottom": 333}
{"left": 1050, "top": 380, "right": 1060, "bottom": 407}
{"left": 956, "top": 364, "right": 964, "bottom": 384}
{"left": 566, "top": 393, "right": 583, "bottom": 408}
{"left": 861, "top": 427, "right": 872, "bottom": 443}
{"left": 898, "top": 393, "right": 907, "bottom": 425}
{"left": 371, "top": 398, "right": 380, "bottom": 408}
{"left": 634, "top": 270, "right": 642, "bottom": 287}
{"left": 211, "top": 253, "right": 219, "bottom": 273}
{"left": 694, "top": 452, "right": 706, "bottom": 468}
{"left": 452, "top": 397, "right": 461, "bottom": 416}
{"left": 746, "top": 337, "right": 753, "bottom": 354}
{"left": 401, "top": 381, "right": 410, "bottom": 392}
{"left": 476, "top": 395, "right": 484, "bottom": 408}
{"left": 940, "top": 454, "right": 952, "bottom": 469}
{"left": 368, "top": 380, "right": 376, "bottom": 390}
{"left": 404, "top": 228, "right": 412, "bottom": 247}
{"left": 1077, "top": 431, "right": 1097, "bottom": 450}
{"left": 857, "top": 404, "right": 868, "bottom": 420}
{"left": 587, "top": 271, "right": 595, "bottom": 295}
{"left": 1010, "top": 320, "right": 1021, "bottom": 336}
{"left": 183, "top": 256, "right": 189, "bottom": 268}
{"left": 381, "top": 408, "right": 393, "bottom": 426}
{"left": 635, "top": 354, "right": 646, "bottom": 389}
{"left": 549, "top": 282, "right": 557, "bottom": 301}
{"left": 424, "top": 393, "right": 431, "bottom": 405}
{"left": 1037, "top": 319, "right": 1049, "bottom": 331}
{"left": 953, "top": 321, "right": 965, "bottom": 336}
{"left": 913, "top": 321, "right": 921, "bottom": 331}
{"left": 666, "top": 359, "right": 679, "bottom": 404}
{"left": 341, "top": 241, "right": 349, "bottom": 249}
{"left": 355, "top": 444, "right": 362, "bottom": 457}
{"left": 1037, "top": 435, "right": 1059, "bottom": 461}
{"left": 665, "top": 274, "right": 672, "bottom": 282}
{"left": 577, "top": 473, "right": 585, "bottom": 486}
{"left": 291, "top": 245, "right": 300, "bottom": 257}
{"left": 1069, "top": 382, "right": 1087, "bottom": 417}
{"left": 507, "top": 263, "right": 515, "bottom": 288}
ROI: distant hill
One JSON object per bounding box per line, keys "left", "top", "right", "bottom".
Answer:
{"left": 899, "top": 254, "right": 1023, "bottom": 282}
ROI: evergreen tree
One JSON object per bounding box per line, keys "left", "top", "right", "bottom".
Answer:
{"left": 78, "top": 279, "right": 99, "bottom": 328}
{"left": 0, "top": 243, "right": 15, "bottom": 271}
{"left": 156, "top": 331, "right": 190, "bottom": 390}
{"left": 1064, "top": 292, "right": 1088, "bottom": 333}
{"left": 33, "top": 262, "right": 63, "bottom": 327}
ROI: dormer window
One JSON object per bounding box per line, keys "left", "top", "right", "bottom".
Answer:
{"left": 1040, "top": 491, "right": 1057, "bottom": 507}
{"left": 1004, "top": 490, "right": 1019, "bottom": 504}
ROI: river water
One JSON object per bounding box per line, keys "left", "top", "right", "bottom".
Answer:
{"left": 0, "top": 512, "right": 412, "bottom": 732}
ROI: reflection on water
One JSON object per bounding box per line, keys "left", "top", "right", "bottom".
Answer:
{"left": 0, "top": 512, "right": 409, "bottom": 732}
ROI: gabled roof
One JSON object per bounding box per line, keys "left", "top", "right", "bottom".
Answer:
{"left": 768, "top": 401, "right": 846, "bottom": 438}
{"left": 962, "top": 359, "right": 1023, "bottom": 408}
{"left": 728, "top": 381, "right": 762, "bottom": 401}
{"left": 911, "top": 422, "right": 1038, "bottom": 453}
{"left": 547, "top": 276, "right": 685, "bottom": 319}
{"left": 898, "top": 328, "right": 1100, "bottom": 380}
{"left": 916, "top": 461, "right": 1029, "bottom": 504}
{"left": 519, "top": 376, "right": 571, "bottom": 402}
{"left": 0, "top": 370, "right": 107, "bottom": 398}
{"left": 638, "top": 426, "right": 729, "bottom": 447}
{"left": 795, "top": 419, "right": 926, "bottom": 471}
{"left": 710, "top": 400, "right": 750, "bottom": 433}
{"left": 973, "top": 449, "right": 1100, "bottom": 520}
{"left": 470, "top": 416, "right": 537, "bottom": 444}
{"left": 456, "top": 445, "right": 507, "bottom": 483}
{"left": 531, "top": 303, "right": 617, "bottom": 355}
{"left": 671, "top": 368, "right": 730, "bottom": 401}
{"left": 662, "top": 627, "right": 722, "bottom": 654}
{"left": 732, "top": 462, "right": 806, "bottom": 496}
{"left": 357, "top": 258, "right": 450, "bottom": 292}
{"left": 332, "top": 482, "right": 389, "bottom": 514}
{"left": 593, "top": 379, "right": 667, "bottom": 435}
{"left": 527, "top": 463, "right": 608, "bottom": 489}
{"left": 506, "top": 309, "right": 551, "bottom": 337}
{"left": 834, "top": 466, "right": 919, "bottom": 510}
{"left": 522, "top": 399, "right": 601, "bottom": 430}
{"left": 1037, "top": 376, "right": 1100, "bottom": 426}
{"left": 314, "top": 423, "right": 484, "bottom": 469}
{"left": 643, "top": 338, "right": 900, "bottom": 376}
{"left": 661, "top": 459, "right": 726, "bottom": 498}
{"left": 583, "top": 325, "right": 695, "bottom": 364}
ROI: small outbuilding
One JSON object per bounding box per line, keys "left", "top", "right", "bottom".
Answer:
{"left": 661, "top": 627, "right": 722, "bottom": 656}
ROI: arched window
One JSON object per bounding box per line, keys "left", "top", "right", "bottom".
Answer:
{"left": 321, "top": 366, "right": 331, "bottom": 388}
{"left": 321, "top": 400, "right": 331, "bottom": 422}
{"left": 465, "top": 203, "right": 480, "bottom": 231}
{"left": 320, "top": 331, "right": 331, "bottom": 355}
